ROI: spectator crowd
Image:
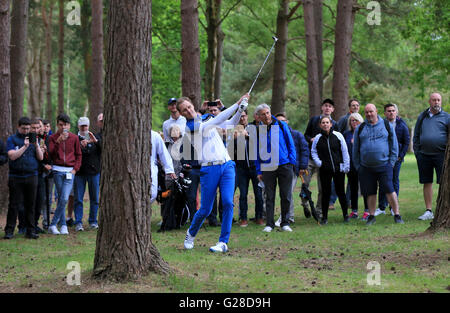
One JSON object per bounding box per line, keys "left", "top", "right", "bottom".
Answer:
{"left": 1, "top": 92, "right": 448, "bottom": 248}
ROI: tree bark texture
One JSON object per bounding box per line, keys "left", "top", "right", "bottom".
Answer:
{"left": 0, "top": 0, "right": 12, "bottom": 214}
{"left": 181, "top": 0, "right": 202, "bottom": 110}
{"left": 10, "top": 0, "right": 29, "bottom": 125}
{"left": 89, "top": 0, "right": 103, "bottom": 134}
{"left": 42, "top": 0, "right": 54, "bottom": 123}
{"left": 214, "top": 25, "right": 224, "bottom": 99}
{"left": 303, "top": 0, "right": 321, "bottom": 117}
{"left": 57, "top": 0, "right": 64, "bottom": 115}
{"left": 93, "top": 0, "right": 170, "bottom": 281}
{"left": 81, "top": 0, "right": 92, "bottom": 110}
{"left": 271, "top": 0, "right": 289, "bottom": 116}
{"left": 332, "top": 0, "right": 356, "bottom": 120}
{"left": 427, "top": 134, "right": 450, "bottom": 232}
{"left": 314, "top": 0, "right": 323, "bottom": 100}
{"left": 204, "top": 0, "right": 220, "bottom": 101}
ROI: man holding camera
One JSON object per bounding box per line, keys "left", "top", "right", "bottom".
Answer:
{"left": 48, "top": 113, "right": 82, "bottom": 235}
{"left": 4, "top": 117, "right": 44, "bottom": 239}
{"left": 73, "top": 117, "right": 102, "bottom": 231}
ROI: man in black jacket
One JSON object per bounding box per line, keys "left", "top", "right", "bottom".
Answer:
{"left": 73, "top": 117, "right": 101, "bottom": 231}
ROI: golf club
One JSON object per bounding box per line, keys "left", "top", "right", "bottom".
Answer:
{"left": 240, "top": 36, "right": 278, "bottom": 109}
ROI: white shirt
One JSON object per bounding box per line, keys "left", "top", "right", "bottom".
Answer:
{"left": 185, "top": 102, "right": 242, "bottom": 165}
{"left": 162, "top": 115, "right": 187, "bottom": 143}
{"left": 150, "top": 130, "right": 174, "bottom": 203}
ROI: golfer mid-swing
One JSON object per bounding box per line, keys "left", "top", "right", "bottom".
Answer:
{"left": 176, "top": 94, "right": 249, "bottom": 253}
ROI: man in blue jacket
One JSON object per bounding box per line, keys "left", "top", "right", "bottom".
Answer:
{"left": 413, "top": 93, "right": 449, "bottom": 221}
{"left": 4, "top": 117, "right": 44, "bottom": 239}
{"left": 255, "top": 104, "right": 297, "bottom": 233}
{"left": 353, "top": 104, "right": 404, "bottom": 225}
{"left": 375, "top": 104, "right": 410, "bottom": 216}
{"left": 274, "top": 113, "right": 309, "bottom": 225}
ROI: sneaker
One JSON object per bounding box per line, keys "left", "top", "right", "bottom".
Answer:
{"left": 361, "top": 212, "right": 370, "bottom": 221}
{"left": 374, "top": 208, "right": 386, "bottom": 216}
{"left": 390, "top": 208, "right": 395, "bottom": 216}
{"left": 394, "top": 215, "right": 404, "bottom": 224}
{"left": 418, "top": 210, "right": 434, "bottom": 220}
{"left": 349, "top": 211, "right": 358, "bottom": 219}
{"left": 60, "top": 225, "right": 69, "bottom": 235}
{"left": 262, "top": 226, "right": 273, "bottom": 233}
{"left": 18, "top": 227, "right": 26, "bottom": 235}
{"left": 343, "top": 216, "right": 350, "bottom": 223}
{"left": 288, "top": 217, "right": 295, "bottom": 223}
{"left": 281, "top": 225, "right": 293, "bottom": 232}
{"left": 275, "top": 216, "right": 282, "bottom": 227}
{"left": 239, "top": 220, "right": 248, "bottom": 227}
{"left": 48, "top": 225, "right": 60, "bottom": 235}
{"left": 255, "top": 218, "right": 265, "bottom": 225}
{"left": 184, "top": 230, "right": 195, "bottom": 250}
{"left": 320, "top": 218, "right": 328, "bottom": 225}
{"left": 4, "top": 233, "right": 14, "bottom": 239}
{"left": 35, "top": 226, "right": 45, "bottom": 234}
{"left": 366, "top": 215, "right": 376, "bottom": 226}
{"left": 75, "top": 224, "right": 84, "bottom": 232}
{"left": 209, "top": 242, "right": 228, "bottom": 253}
{"left": 66, "top": 218, "right": 74, "bottom": 227}
{"left": 25, "top": 232, "right": 39, "bottom": 239}
{"left": 90, "top": 223, "right": 99, "bottom": 229}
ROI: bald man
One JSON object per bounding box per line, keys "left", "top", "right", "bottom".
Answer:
{"left": 413, "top": 93, "right": 449, "bottom": 221}
{"left": 353, "top": 104, "right": 404, "bottom": 225}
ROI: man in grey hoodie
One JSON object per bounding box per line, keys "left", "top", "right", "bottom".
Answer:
{"left": 353, "top": 104, "right": 404, "bottom": 225}
{"left": 413, "top": 93, "right": 449, "bottom": 221}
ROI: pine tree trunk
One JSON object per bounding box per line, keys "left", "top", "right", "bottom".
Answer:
{"left": 303, "top": 0, "right": 321, "bottom": 117}
{"left": 57, "top": 0, "right": 64, "bottom": 115}
{"left": 427, "top": 134, "right": 450, "bottom": 232}
{"left": 10, "top": 0, "right": 29, "bottom": 125}
{"left": 314, "top": 0, "right": 323, "bottom": 100}
{"left": 93, "top": 0, "right": 170, "bottom": 281}
{"left": 42, "top": 0, "right": 54, "bottom": 123}
{"left": 81, "top": 0, "right": 92, "bottom": 108}
{"left": 181, "top": 0, "right": 202, "bottom": 110}
{"left": 204, "top": 0, "right": 221, "bottom": 101}
{"left": 214, "top": 25, "right": 224, "bottom": 100}
{"left": 38, "top": 46, "right": 45, "bottom": 116}
{"left": 271, "top": 0, "right": 289, "bottom": 116}
{"left": 0, "top": 0, "right": 12, "bottom": 214}
{"left": 89, "top": 0, "right": 103, "bottom": 134}
{"left": 332, "top": 0, "right": 356, "bottom": 120}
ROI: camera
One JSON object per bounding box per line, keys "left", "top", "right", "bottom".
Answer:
{"left": 207, "top": 101, "right": 218, "bottom": 107}
{"left": 28, "top": 132, "right": 37, "bottom": 144}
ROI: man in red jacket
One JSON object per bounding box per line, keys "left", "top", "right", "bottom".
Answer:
{"left": 48, "top": 113, "right": 82, "bottom": 235}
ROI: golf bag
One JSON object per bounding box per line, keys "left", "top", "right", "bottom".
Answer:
{"left": 158, "top": 164, "right": 192, "bottom": 232}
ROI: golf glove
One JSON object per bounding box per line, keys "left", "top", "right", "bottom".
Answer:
{"left": 239, "top": 97, "right": 249, "bottom": 113}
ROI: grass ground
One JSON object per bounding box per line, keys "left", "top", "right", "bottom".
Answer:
{"left": 0, "top": 154, "right": 448, "bottom": 293}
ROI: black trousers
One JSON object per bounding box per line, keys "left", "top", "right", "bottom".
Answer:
{"left": 262, "top": 163, "right": 294, "bottom": 228}
{"left": 33, "top": 174, "right": 46, "bottom": 228}
{"left": 5, "top": 175, "right": 38, "bottom": 235}
{"left": 319, "top": 169, "right": 348, "bottom": 220}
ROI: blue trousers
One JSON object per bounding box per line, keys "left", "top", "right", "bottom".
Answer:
{"left": 74, "top": 173, "right": 100, "bottom": 225}
{"left": 378, "top": 160, "right": 402, "bottom": 210}
{"left": 50, "top": 172, "right": 74, "bottom": 227}
{"left": 188, "top": 161, "right": 235, "bottom": 243}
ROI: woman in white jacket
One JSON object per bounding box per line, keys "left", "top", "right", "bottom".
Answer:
{"left": 311, "top": 116, "right": 350, "bottom": 225}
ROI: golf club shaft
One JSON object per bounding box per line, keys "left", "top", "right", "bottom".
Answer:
{"left": 248, "top": 37, "right": 278, "bottom": 95}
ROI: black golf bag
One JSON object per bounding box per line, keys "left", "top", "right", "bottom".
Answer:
{"left": 158, "top": 164, "right": 192, "bottom": 232}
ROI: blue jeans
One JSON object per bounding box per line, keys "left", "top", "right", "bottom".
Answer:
{"left": 378, "top": 160, "right": 402, "bottom": 210}
{"left": 50, "top": 171, "right": 74, "bottom": 227}
{"left": 74, "top": 173, "right": 100, "bottom": 225}
{"left": 189, "top": 161, "right": 235, "bottom": 243}
{"left": 236, "top": 166, "right": 263, "bottom": 220}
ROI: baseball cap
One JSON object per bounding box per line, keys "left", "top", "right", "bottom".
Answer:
{"left": 78, "top": 117, "right": 90, "bottom": 126}
{"left": 168, "top": 98, "right": 177, "bottom": 105}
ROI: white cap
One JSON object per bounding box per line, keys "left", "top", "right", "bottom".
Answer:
{"left": 78, "top": 117, "right": 90, "bottom": 126}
